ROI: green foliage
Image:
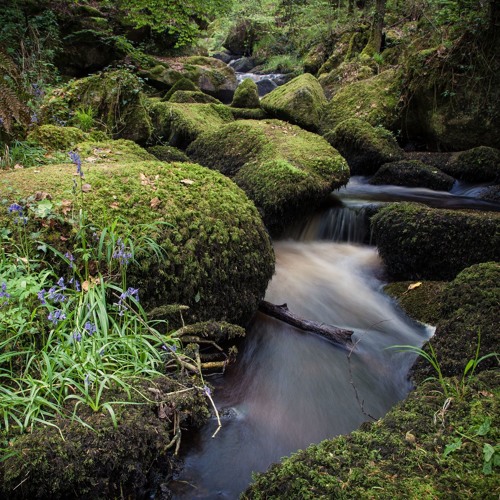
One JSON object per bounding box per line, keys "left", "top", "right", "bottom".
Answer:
{"left": 115, "top": 0, "right": 233, "bottom": 46}
{"left": 72, "top": 106, "right": 95, "bottom": 132}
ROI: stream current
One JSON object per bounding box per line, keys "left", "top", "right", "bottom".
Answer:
{"left": 169, "top": 177, "right": 498, "bottom": 499}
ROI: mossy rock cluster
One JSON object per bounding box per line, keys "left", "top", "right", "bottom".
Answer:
{"left": 163, "top": 77, "right": 199, "bottom": 101}
{"left": 369, "top": 159, "right": 455, "bottom": 191}
{"left": 27, "top": 124, "right": 90, "bottom": 151}
{"left": 260, "top": 73, "right": 327, "bottom": 132}
{"left": 142, "top": 56, "right": 237, "bottom": 104}
{"left": 0, "top": 139, "right": 275, "bottom": 326}
{"left": 443, "top": 146, "right": 500, "bottom": 183}
{"left": 148, "top": 100, "right": 234, "bottom": 149}
{"left": 320, "top": 69, "right": 403, "bottom": 132}
{"left": 187, "top": 119, "right": 350, "bottom": 235}
{"left": 324, "top": 118, "right": 403, "bottom": 175}
{"left": 1, "top": 375, "right": 210, "bottom": 499}
{"left": 371, "top": 202, "right": 500, "bottom": 281}
{"left": 40, "top": 69, "right": 153, "bottom": 144}
{"left": 412, "top": 262, "right": 500, "bottom": 382}
{"left": 243, "top": 371, "right": 499, "bottom": 499}
{"left": 318, "top": 61, "right": 374, "bottom": 99}
{"left": 231, "top": 78, "right": 261, "bottom": 109}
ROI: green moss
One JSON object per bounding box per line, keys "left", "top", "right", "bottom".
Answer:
{"left": 318, "top": 61, "right": 374, "bottom": 99}
{"left": 148, "top": 100, "right": 234, "bottom": 148}
{"left": 1, "top": 375, "right": 210, "bottom": 499}
{"left": 231, "top": 78, "right": 260, "bottom": 109}
{"left": 244, "top": 371, "right": 500, "bottom": 499}
{"left": 444, "top": 146, "right": 500, "bottom": 183}
{"left": 371, "top": 202, "right": 500, "bottom": 281}
{"left": 147, "top": 145, "right": 190, "bottom": 162}
{"left": 0, "top": 142, "right": 275, "bottom": 326}
{"left": 163, "top": 77, "right": 199, "bottom": 101}
{"left": 187, "top": 119, "right": 349, "bottom": 235}
{"left": 40, "top": 70, "right": 153, "bottom": 144}
{"left": 383, "top": 280, "right": 447, "bottom": 325}
{"left": 229, "top": 107, "right": 268, "bottom": 120}
{"left": 27, "top": 125, "right": 89, "bottom": 151}
{"left": 412, "top": 262, "right": 500, "bottom": 383}
{"left": 369, "top": 159, "right": 455, "bottom": 191}
{"left": 168, "top": 91, "right": 221, "bottom": 104}
{"left": 321, "top": 69, "right": 403, "bottom": 132}
{"left": 324, "top": 118, "right": 403, "bottom": 175}
{"left": 260, "top": 73, "right": 327, "bottom": 132}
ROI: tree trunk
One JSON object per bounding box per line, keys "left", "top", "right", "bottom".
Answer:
{"left": 258, "top": 300, "right": 354, "bottom": 349}
{"left": 361, "top": 0, "right": 386, "bottom": 56}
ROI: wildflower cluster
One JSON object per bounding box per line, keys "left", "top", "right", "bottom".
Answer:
{"left": 0, "top": 282, "right": 11, "bottom": 307}
{"left": 114, "top": 286, "right": 139, "bottom": 316}
{"left": 7, "top": 203, "right": 27, "bottom": 225}
{"left": 69, "top": 150, "right": 83, "bottom": 178}
{"left": 112, "top": 238, "right": 133, "bottom": 266}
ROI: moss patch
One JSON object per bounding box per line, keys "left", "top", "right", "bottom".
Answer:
{"left": 168, "top": 91, "right": 221, "bottom": 104}
{"left": 371, "top": 202, "right": 500, "bottom": 281}
{"left": 163, "top": 77, "right": 198, "bottom": 101}
{"left": 260, "top": 73, "right": 327, "bottom": 132}
{"left": 148, "top": 100, "right": 234, "bottom": 148}
{"left": 369, "top": 159, "right": 455, "bottom": 191}
{"left": 231, "top": 78, "right": 260, "bottom": 109}
{"left": 244, "top": 371, "right": 500, "bottom": 499}
{"left": 444, "top": 146, "right": 500, "bottom": 183}
{"left": 324, "top": 118, "right": 403, "bottom": 175}
{"left": 147, "top": 145, "right": 190, "bottom": 162}
{"left": 187, "top": 119, "right": 349, "bottom": 235}
{"left": 27, "top": 125, "right": 89, "bottom": 151}
{"left": 0, "top": 140, "right": 275, "bottom": 326}
{"left": 321, "top": 69, "right": 403, "bottom": 132}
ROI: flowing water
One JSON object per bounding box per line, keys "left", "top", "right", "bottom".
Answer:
{"left": 169, "top": 177, "right": 498, "bottom": 499}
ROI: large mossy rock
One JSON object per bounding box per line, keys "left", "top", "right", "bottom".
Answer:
{"left": 371, "top": 203, "right": 500, "bottom": 280}
{"left": 260, "top": 73, "right": 327, "bottom": 132}
{"left": 324, "top": 118, "right": 403, "bottom": 175}
{"left": 40, "top": 70, "right": 153, "bottom": 144}
{"left": 320, "top": 69, "right": 403, "bottom": 133}
{"left": 168, "top": 91, "right": 221, "bottom": 104}
{"left": 27, "top": 124, "right": 90, "bottom": 151}
{"left": 369, "top": 159, "right": 455, "bottom": 191}
{"left": 0, "top": 140, "right": 274, "bottom": 326}
{"left": 412, "top": 262, "right": 500, "bottom": 383}
{"left": 1, "top": 375, "right": 209, "bottom": 499}
{"left": 222, "top": 18, "right": 266, "bottom": 56}
{"left": 443, "top": 146, "right": 500, "bottom": 183}
{"left": 231, "top": 78, "right": 261, "bottom": 109}
{"left": 243, "top": 371, "right": 499, "bottom": 499}
{"left": 187, "top": 119, "right": 350, "bottom": 235}
{"left": 318, "top": 61, "right": 374, "bottom": 99}
{"left": 141, "top": 57, "right": 238, "bottom": 103}
{"left": 148, "top": 100, "right": 234, "bottom": 148}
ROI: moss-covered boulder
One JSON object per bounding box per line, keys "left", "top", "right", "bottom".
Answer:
{"left": 168, "top": 90, "right": 221, "bottom": 104}
{"left": 222, "top": 18, "right": 266, "bottom": 56}
{"left": 324, "top": 118, "right": 404, "bottom": 175}
{"left": 318, "top": 61, "right": 374, "bottom": 99}
{"left": 0, "top": 139, "right": 274, "bottom": 326}
{"left": 231, "top": 78, "right": 261, "bottom": 109}
{"left": 148, "top": 100, "right": 234, "bottom": 149}
{"left": 163, "top": 77, "right": 199, "bottom": 101}
{"left": 229, "top": 107, "right": 268, "bottom": 120}
{"left": 1, "top": 375, "right": 210, "bottom": 499}
{"left": 260, "top": 73, "right": 327, "bottom": 132}
{"left": 27, "top": 125, "right": 89, "bottom": 151}
{"left": 40, "top": 70, "right": 153, "bottom": 144}
{"left": 146, "top": 145, "right": 190, "bottom": 162}
{"left": 142, "top": 57, "right": 237, "bottom": 104}
{"left": 187, "top": 119, "right": 349, "bottom": 235}
{"left": 244, "top": 371, "right": 500, "bottom": 499}
{"left": 443, "top": 146, "right": 500, "bottom": 183}
{"left": 412, "top": 262, "right": 500, "bottom": 383}
{"left": 369, "top": 159, "right": 455, "bottom": 191}
{"left": 371, "top": 203, "right": 500, "bottom": 280}
{"left": 320, "top": 69, "right": 403, "bottom": 132}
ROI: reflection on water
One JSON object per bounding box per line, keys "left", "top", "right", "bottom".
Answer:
{"left": 171, "top": 242, "right": 432, "bottom": 499}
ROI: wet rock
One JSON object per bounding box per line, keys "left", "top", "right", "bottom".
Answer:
{"left": 256, "top": 79, "right": 277, "bottom": 96}
{"left": 230, "top": 57, "right": 257, "bottom": 73}
{"left": 443, "top": 146, "right": 500, "bottom": 183}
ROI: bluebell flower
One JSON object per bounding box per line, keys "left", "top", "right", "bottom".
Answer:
{"left": 65, "top": 252, "right": 75, "bottom": 269}
{"left": 8, "top": 203, "right": 23, "bottom": 214}
{"left": 73, "top": 331, "right": 82, "bottom": 342}
{"left": 37, "top": 289, "right": 47, "bottom": 305}
{"left": 84, "top": 321, "right": 96, "bottom": 335}
{"left": 48, "top": 309, "right": 66, "bottom": 325}
{"left": 112, "top": 238, "right": 133, "bottom": 266}
{"left": 30, "top": 112, "right": 38, "bottom": 124}
{"left": 69, "top": 150, "right": 83, "bottom": 177}
{"left": 0, "top": 282, "right": 10, "bottom": 307}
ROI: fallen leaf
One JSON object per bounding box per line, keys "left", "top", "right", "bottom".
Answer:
{"left": 150, "top": 197, "right": 161, "bottom": 209}
{"left": 110, "top": 202, "right": 120, "bottom": 209}
{"left": 14, "top": 163, "right": 23, "bottom": 169}
{"left": 407, "top": 282, "right": 422, "bottom": 291}
{"left": 85, "top": 156, "right": 98, "bottom": 163}
{"left": 61, "top": 199, "right": 72, "bottom": 215}
{"left": 479, "top": 390, "right": 494, "bottom": 398}
{"left": 34, "top": 191, "right": 52, "bottom": 201}
{"left": 81, "top": 183, "right": 92, "bottom": 192}
{"left": 181, "top": 179, "right": 194, "bottom": 185}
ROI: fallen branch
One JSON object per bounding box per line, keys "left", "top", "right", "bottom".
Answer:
{"left": 258, "top": 300, "right": 354, "bottom": 349}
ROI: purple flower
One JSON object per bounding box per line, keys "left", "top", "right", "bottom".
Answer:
{"left": 84, "top": 321, "right": 96, "bottom": 335}
{"left": 65, "top": 252, "right": 75, "bottom": 269}
{"left": 47, "top": 286, "right": 67, "bottom": 304}
{"left": 203, "top": 385, "right": 211, "bottom": 397}
{"left": 73, "top": 331, "right": 82, "bottom": 342}
{"left": 37, "top": 289, "right": 47, "bottom": 305}
{"left": 30, "top": 112, "right": 38, "bottom": 124}
{"left": 112, "top": 239, "right": 132, "bottom": 266}
{"left": 57, "top": 277, "right": 66, "bottom": 289}
{"left": 69, "top": 150, "right": 83, "bottom": 177}
{"left": 48, "top": 309, "right": 66, "bottom": 325}
{"left": 0, "top": 282, "right": 10, "bottom": 307}
{"left": 8, "top": 203, "right": 23, "bottom": 215}
{"left": 113, "top": 285, "right": 140, "bottom": 315}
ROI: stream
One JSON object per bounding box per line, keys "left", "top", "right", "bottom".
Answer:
{"left": 169, "top": 177, "right": 497, "bottom": 499}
